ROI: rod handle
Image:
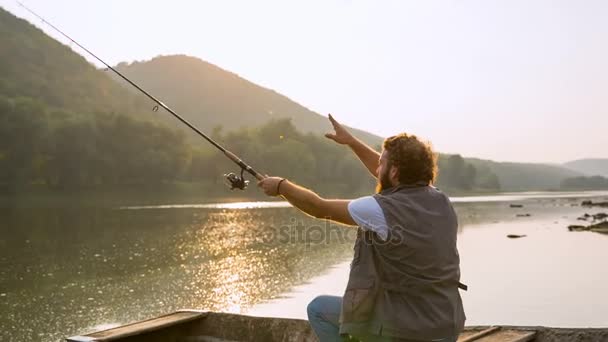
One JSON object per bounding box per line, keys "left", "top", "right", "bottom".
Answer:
{"left": 223, "top": 150, "right": 240, "bottom": 164}
{"left": 224, "top": 150, "right": 265, "bottom": 181}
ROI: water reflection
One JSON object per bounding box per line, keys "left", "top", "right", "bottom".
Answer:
{"left": 0, "top": 206, "right": 356, "bottom": 341}
{"left": 2, "top": 191, "right": 608, "bottom": 341}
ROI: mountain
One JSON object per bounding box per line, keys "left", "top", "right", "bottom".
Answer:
{"left": 0, "top": 7, "right": 191, "bottom": 191}
{"left": 1, "top": 6, "right": 589, "bottom": 194}
{"left": 0, "top": 7, "right": 147, "bottom": 115}
{"left": 563, "top": 159, "right": 608, "bottom": 177}
{"left": 467, "top": 158, "right": 583, "bottom": 191}
{"left": 114, "top": 55, "right": 383, "bottom": 146}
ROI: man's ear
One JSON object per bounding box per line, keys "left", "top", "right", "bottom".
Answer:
{"left": 389, "top": 165, "right": 399, "bottom": 183}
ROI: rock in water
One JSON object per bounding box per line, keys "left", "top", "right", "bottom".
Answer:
{"left": 590, "top": 221, "right": 608, "bottom": 234}
{"left": 568, "top": 225, "right": 587, "bottom": 232}
{"left": 582, "top": 200, "right": 608, "bottom": 208}
{"left": 568, "top": 221, "right": 608, "bottom": 234}
{"left": 592, "top": 213, "right": 607, "bottom": 221}
{"left": 577, "top": 213, "right": 591, "bottom": 221}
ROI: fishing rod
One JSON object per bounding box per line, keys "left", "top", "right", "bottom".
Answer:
{"left": 17, "top": 1, "right": 263, "bottom": 190}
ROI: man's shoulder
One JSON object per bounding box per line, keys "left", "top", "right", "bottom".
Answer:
{"left": 347, "top": 196, "right": 389, "bottom": 241}
{"left": 375, "top": 185, "right": 443, "bottom": 197}
{"left": 349, "top": 196, "right": 382, "bottom": 213}
{"left": 375, "top": 186, "right": 451, "bottom": 206}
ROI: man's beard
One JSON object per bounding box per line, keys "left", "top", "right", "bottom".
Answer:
{"left": 376, "top": 169, "right": 394, "bottom": 193}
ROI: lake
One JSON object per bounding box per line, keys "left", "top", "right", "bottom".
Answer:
{"left": 1, "top": 191, "right": 608, "bottom": 341}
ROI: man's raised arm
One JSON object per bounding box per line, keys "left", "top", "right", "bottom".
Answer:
{"left": 325, "top": 114, "right": 381, "bottom": 178}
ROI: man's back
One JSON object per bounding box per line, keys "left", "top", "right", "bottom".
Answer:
{"left": 365, "top": 185, "right": 465, "bottom": 340}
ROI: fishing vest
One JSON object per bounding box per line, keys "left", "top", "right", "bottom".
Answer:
{"left": 339, "top": 185, "right": 466, "bottom": 340}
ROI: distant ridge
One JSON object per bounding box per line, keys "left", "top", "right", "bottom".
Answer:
{"left": 563, "top": 159, "right": 608, "bottom": 177}
{"left": 466, "top": 157, "right": 583, "bottom": 191}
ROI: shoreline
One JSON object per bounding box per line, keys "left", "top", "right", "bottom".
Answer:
{"left": 2, "top": 189, "right": 607, "bottom": 209}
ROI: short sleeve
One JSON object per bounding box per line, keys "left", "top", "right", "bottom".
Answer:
{"left": 347, "top": 196, "right": 389, "bottom": 241}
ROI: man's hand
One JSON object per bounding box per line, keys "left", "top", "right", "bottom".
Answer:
{"left": 257, "top": 176, "right": 285, "bottom": 197}
{"left": 325, "top": 113, "right": 381, "bottom": 178}
{"left": 325, "top": 114, "right": 355, "bottom": 145}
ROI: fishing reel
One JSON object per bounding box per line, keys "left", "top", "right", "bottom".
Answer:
{"left": 224, "top": 168, "right": 249, "bottom": 190}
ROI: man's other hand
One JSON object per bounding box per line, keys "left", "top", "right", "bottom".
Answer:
{"left": 257, "top": 176, "right": 284, "bottom": 197}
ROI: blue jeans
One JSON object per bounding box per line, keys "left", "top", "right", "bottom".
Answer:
{"left": 306, "top": 295, "right": 458, "bottom": 342}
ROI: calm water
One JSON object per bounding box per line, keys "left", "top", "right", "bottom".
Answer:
{"left": 1, "top": 191, "right": 608, "bottom": 341}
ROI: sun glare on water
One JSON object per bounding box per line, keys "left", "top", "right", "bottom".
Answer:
{"left": 120, "top": 201, "right": 292, "bottom": 210}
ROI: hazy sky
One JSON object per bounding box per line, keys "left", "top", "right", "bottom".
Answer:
{"left": 3, "top": 0, "right": 607, "bottom": 163}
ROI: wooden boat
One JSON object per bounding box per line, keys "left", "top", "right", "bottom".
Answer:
{"left": 66, "top": 310, "right": 608, "bottom": 342}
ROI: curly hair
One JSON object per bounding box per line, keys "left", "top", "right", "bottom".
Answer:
{"left": 383, "top": 133, "right": 438, "bottom": 185}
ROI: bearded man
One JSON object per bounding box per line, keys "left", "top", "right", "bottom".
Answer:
{"left": 258, "top": 115, "right": 466, "bottom": 342}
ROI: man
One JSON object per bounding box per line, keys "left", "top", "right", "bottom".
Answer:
{"left": 258, "top": 115, "right": 465, "bottom": 342}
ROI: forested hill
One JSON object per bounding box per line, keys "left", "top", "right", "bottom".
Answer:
{"left": 0, "top": 7, "right": 146, "bottom": 115}
{"left": 0, "top": 7, "right": 188, "bottom": 191}
{"left": 0, "top": 6, "right": 593, "bottom": 197}
{"left": 114, "top": 55, "right": 383, "bottom": 146}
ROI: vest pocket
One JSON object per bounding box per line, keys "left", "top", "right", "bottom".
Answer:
{"left": 340, "top": 278, "right": 377, "bottom": 323}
